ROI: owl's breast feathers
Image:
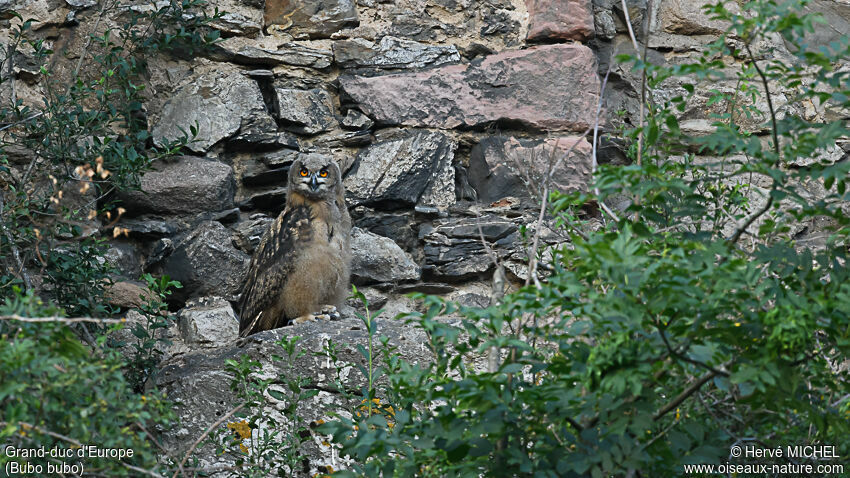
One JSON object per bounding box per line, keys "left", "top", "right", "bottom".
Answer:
{"left": 238, "top": 193, "right": 345, "bottom": 336}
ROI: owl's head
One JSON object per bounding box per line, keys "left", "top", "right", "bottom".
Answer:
{"left": 288, "top": 154, "right": 342, "bottom": 200}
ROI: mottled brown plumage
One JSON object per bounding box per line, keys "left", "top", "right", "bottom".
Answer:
{"left": 238, "top": 154, "right": 351, "bottom": 337}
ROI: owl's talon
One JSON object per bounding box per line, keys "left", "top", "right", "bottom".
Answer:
{"left": 292, "top": 314, "right": 318, "bottom": 324}
{"left": 319, "top": 305, "right": 341, "bottom": 321}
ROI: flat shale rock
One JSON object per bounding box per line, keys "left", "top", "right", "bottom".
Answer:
{"left": 421, "top": 215, "right": 518, "bottom": 281}
{"left": 117, "top": 156, "right": 235, "bottom": 215}
{"left": 272, "top": 87, "right": 337, "bottom": 135}
{"left": 339, "top": 44, "right": 599, "bottom": 132}
{"left": 210, "top": 37, "right": 333, "bottom": 69}
{"left": 343, "top": 130, "right": 456, "bottom": 209}
{"left": 333, "top": 36, "right": 461, "bottom": 70}
{"left": 177, "top": 296, "right": 240, "bottom": 347}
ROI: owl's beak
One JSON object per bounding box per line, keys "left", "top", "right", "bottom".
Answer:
{"left": 309, "top": 174, "right": 320, "bottom": 191}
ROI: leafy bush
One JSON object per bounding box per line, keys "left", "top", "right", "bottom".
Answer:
{"left": 0, "top": 289, "right": 175, "bottom": 476}
{"left": 0, "top": 0, "right": 221, "bottom": 308}
{"left": 119, "top": 273, "right": 182, "bottom": 392}
{"left": 0, "top": 1, "right": 223, "bottom": 476}
{"left": 317, "top": 0, "right": 850, "bottom": 476}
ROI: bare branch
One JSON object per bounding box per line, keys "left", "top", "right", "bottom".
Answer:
{"left": 0, "top": 421, "right": 83, "bottom": 446}
{"left": 0, "top": 315, "right": 124, "bottom": 324}
{"left": 653, "top": 370, "right": 718, "bottom": 421}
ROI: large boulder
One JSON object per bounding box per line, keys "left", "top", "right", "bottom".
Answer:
{"left": 468, "top": 135, "right": 593, "bottom": 203}
{"left": 525, "top": 0, "right": 594, "bottom": 42}
{"left": 264, "top": 0, "right": 358, "bottom": 38}
{"left": 117, "top": 156, "right": 235, "bottom": 216}
{"left": 152, "top": 70, "right": 272, "bottom": 153}
{"left": 339, "top": 44, "right": 600, "bottom": 132}
{"left": 344, "top": 130, "right": 456, "bottom": 209}
{"left": 350, "top": 227, "right": 420, "bottom": 284}
{"left": 157, "top": 318, "right": 433, "bottom": 476}
{"left": 152, "top": 221, "right": 250, "bottom": 304}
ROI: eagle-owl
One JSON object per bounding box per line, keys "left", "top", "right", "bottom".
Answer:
{"left": 238, "top": 154, "right": 351, "bottom": 337}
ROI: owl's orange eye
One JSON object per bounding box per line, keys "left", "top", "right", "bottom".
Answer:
{"left": 320, "top": 169, "right": 328, "bottom": 178}
{"left": 300, "top": 168, "right": 308, "bottom": 177}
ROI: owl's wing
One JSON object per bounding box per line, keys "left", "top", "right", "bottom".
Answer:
{"left": 238, "top": 205, "right": 313, "bottom": 337}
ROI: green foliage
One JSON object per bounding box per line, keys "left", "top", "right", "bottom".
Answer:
{"left": 317, "top": 0, "right": 850, "bottom": 476}
{"left": 213, "top": 336, "right": 320, "bottom": 476}
{"left": 111, "top": 273, "right": 182, "bottom": 392}
{"left": 45, "top": 238, "right": 117, "bottom": 318}
{"left": 0, "top": 2, "right": 223, "bottom": 476}
{"left": 0, "top": 288, "right": 175, "bottom": 476}
{"left": 0, "top": 0, "right": 221, "bottom": 308}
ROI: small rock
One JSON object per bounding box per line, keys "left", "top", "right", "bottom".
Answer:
{"left": 237, "top": 187, "right": 289, "bottom": 213}
{"left": 422, "top": 215, "right": 519, "bottom": 281}
{"left": 103, "top": 242, "right": 144, "bottom": 279}
{"left": 468, "top": 135, "right": 593, "bottom": 203}
{"left": 229, "top": 114, "right": 299, "bottom": 152}
{"left": 350, "top": 227, "right": 420, "bottom": 284}
{"left": 177, "top": 297, "right": 239, "bottom": 347}
{"left": 340, "top": 109, "right": 374, "bottom": 130}
{"left": 212, "top": 11, "right": 262, "bottom": 37}
{"left": 353, "top": 211, "right": 418, "bottom": 252}
{"left": 116, "top": 218, "right": 177, "bottom": 239}
{"left": 104, "top": 280, "right": 157, "bottom": 309}
{"left": 264, "top": 0, "right": 358, "bottom": 38}
{"left": 526, "top": 0, "right": 594, "bottom": 41}
{"left": 273, "top": 87, "right": 337, "bottom": 135}
{"left": 64, "top": 0, "right": 96, "bottom": 8}
{"left": 657, "top": 0, "right": 733, "bottom": 35}
{"left": 233, "top": 214, "right": 274, "bottom": 254}
{"left": 241, "top": 152, "right": 298, "bottom": 187}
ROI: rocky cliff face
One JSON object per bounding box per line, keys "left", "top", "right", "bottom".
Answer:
{"left": 5, "top": 0, "right": 848, "bottom": 474}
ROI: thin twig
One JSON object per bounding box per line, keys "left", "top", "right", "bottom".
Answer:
{"left": 620, "top": 0, "right": 641, "bottom": 52}
{"left": 136, "top": 421, "right": 185, "bottom": 478}
{"left": 173, "top": 402, "right": 246, "bottom": 478}
{"left": 0, "top": 112, "right": 45, "bottom": 133}
{"left": 0, "top": 196, "right": 32, "bottom": 289}
{"left": 0, "top": 315, "right": 123, "bottom": 324}
{"left": 123, "top": 463, "right": 166, "bottom": 478}
{"left": 474, "top": 215, "right": 507, "bottom": 374}
{"left": 653, "top": 370, "right": 718, "bottom": 421}
{"left": 726, "top": 42, "right": 782, "bottom": 247}
{"left": 0, "top": 421, "right": 83, "bottom": 446}
{"left": 592, "top": 65, "right": 620, "bottom": 222}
